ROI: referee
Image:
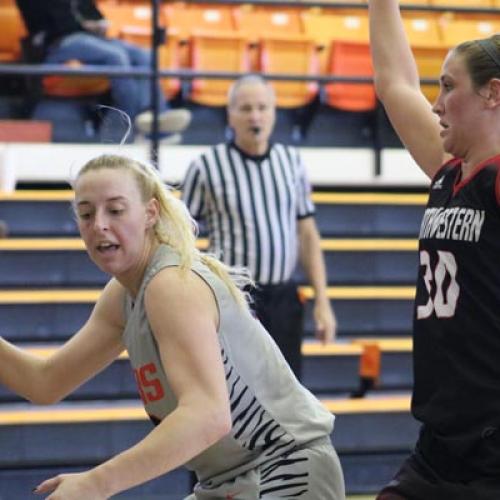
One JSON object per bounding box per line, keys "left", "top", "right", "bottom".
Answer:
{"left": 182, "top": 75, "right": 336, "bottom": 379}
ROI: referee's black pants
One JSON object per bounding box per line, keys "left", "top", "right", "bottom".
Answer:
{"left": 250, "top": 281, "right": 304, "bottom": 380}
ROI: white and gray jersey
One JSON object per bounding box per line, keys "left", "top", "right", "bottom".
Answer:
{"left": 122, "top": 244, "right": 334, "bottom": 485}
{"left": 182, "top": 142, "right": 315, "bottom": 284}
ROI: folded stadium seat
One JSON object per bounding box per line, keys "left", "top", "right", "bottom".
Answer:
{"left": 324, "top": 41, "right": 376, "bottom": 112}
{"left": 163, "top": 0, "right": 236, "bottom": 40}
{"left": 42, "top": 60, "right": 110, "bottom": 98}
{"left": 301, "top": 8, "right": 369, "bottom": 73}
{"left": 234, "top": 4, "right": 306, "bottom": 70}
{"left": 438, "top": 17, "right": 500, "bottom": 47}
{"left": 97, "top": 1, "right": 162, "bottom": 41}
{"left": 403, "top": 16, "right": 443, "bottom": 46}
{"left": 0, "top": 6, "right": 26, "bottom": 62}
{"left": 431, "top": 0, "right": 496, "bottom": 19}
{"left": 233, "top": 4, "right": 304, "bottom": 42}
{"left": 158, "top": 33, "right": 182, "bottom": 102}
{"left": 308, "top": 0, "right": 367, "bottom": 17}
{"left": 257, "top": 35, "right": 319, "bottom": 108}
{"left": 403, "top": 17, "right": 447, "bottom": 103}
{"left": 188, "top": 32, "right": 251, "bottom": 106}
{"left": 429, "top": 0, "right": 493, "bottom": 6}
{"left": 163, "top": 1, "right": 236, "bottom": 67}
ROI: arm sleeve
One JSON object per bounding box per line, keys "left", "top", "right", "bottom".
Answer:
{"left": 17, "top": 0, "right": 83, "bottom": 37}
{"left": 293, "top": 148, "right": 315, "bottom": 219}
{"left": 181, "top": 158, "right": 207, "bottom": 220}
{"left": 76, "top": 0, "right": 104, "bottom": 21}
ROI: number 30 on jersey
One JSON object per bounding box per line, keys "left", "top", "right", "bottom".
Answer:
{"left": 417, "top": 250, "right": 460, "bottom": 319}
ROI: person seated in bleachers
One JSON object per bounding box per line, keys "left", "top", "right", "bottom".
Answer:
{"left": 0, "top": 220, "right": 7, "bottom": 238}
{"left": 15, "top": 0, "right": 191, "bottom": 142}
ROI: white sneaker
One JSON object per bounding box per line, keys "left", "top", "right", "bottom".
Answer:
{"left": 134, "top": 132, "right": 183, "bottom": 145}
{"left": 135, "top": 109, "right": 192, "bottom": 134}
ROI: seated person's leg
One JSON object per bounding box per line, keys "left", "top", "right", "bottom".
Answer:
{"left": 106, "top": 39, "right": 192, "bottom": 137}
{"left": 45, "top": 33, "right": 141, "bottom": 119}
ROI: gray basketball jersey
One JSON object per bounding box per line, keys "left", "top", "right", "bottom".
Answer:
{"left": 122, "top": 244, "right": 334, "bottom": 485}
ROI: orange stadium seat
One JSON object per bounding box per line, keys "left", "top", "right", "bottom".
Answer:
{"left": 164, "top": 1, "right": 236, "bottom": 41}
{"left": 233, "top": 5, "right": 304, "bottom": 42}
{"left": 258, "top": 35, "right": 319, "bottom": 108}
{"left": 439, "top": 18, "right": 500, "bottom": 47}
{"left": 403, "top": 17, "right": 443, "bottom": 48}
{"left": 403, "top": 17, "right": 445, "bottom": 103}
{"left": 42, "top": 60, "right": 110, "bottom": 98}
{"left": 412, "top": 46, "right": 448, "bottom": 103}
{"left": 0, "top": 6, "right": 26, "bottom": 62}
{"left": 158, "top": 32, "right": 182, "bottom": 101}
{"left": 430, "top": 0, "right": 493, "bottom": 6}
{"left": 188, "top": 32, "right": 250, "bottom": 106}
{"left": 315, "top": 0, "right": 366, "bottom": 3}
{"left": 163, "top": 1, "right": 236, "bottom": 67}
{"left": 313, "top": 0, "right": 367, "bottom": 17}
{"left": 324, "top": 41, "right": 376, "bottom": 112}
{"left": 301, "top": 9, "right": 369, "bottom": 73}
{"left": 98, "top": 1, "right": 163, "bottom": 42}
{"left": 302, "top": 9, "right": 369, "bottom": 48}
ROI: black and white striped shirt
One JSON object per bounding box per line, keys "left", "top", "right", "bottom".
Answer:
{"left": 182, "top": 142, "right": 315, "bottom": 284}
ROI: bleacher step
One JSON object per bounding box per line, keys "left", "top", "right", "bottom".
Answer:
{"left": 0, "top": 286, "right": 415, "bottom": 341}
{"left": 0, "top": 339, "right": 412, "bottom": 402}
{"left": 0, "top": 237, "right": 420, "bottom": 286}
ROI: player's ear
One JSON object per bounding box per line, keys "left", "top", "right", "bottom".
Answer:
{"left": 488, "top": 78, "right": 500, "bottom": 108}
{"left": 145, "top": 198, "right": 160, "bottom": 228}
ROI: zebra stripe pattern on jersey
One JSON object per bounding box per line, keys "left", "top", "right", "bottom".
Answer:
{"left": 222, "top": 349, "right": 297, "bottom": 457}
{"left": 182, "top": 142, "right": 315, "bottom": 284}
{"left": 260, "top": 455, "right": 309, "bottom": 497}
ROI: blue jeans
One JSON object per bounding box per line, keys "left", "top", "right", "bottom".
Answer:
{"left": 45, "top": 32, "right": 168, "bottom": 119}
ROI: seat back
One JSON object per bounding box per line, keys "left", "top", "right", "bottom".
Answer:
{"left": 98, "top": 2, "right": 161, "bottom": 42}
{"left": 439, "top": 18, "right": 499, "bottom": 48}
{"left": 258, "top": 35, "right": 319, "bottom": 108}
{"left": 42, "top": 60, "right": 110, "bottom": 98}
{"left": 0, "top": 6, "right": 26, "bottom": 62}
{"left": 412, "top": 46, "right": 448, "bottom": 103}
{"left": 402, "top": 17, "right": 444, "bottom": 103}
{"left": 429, "top": 0, "right": 493, "bottom": 6}
{"left": 324, "top": 41, "right": 376, "bottom": 112}
{"left": 311, "top": 0, "right": 367, "bottom": 17}
{"left": 189, "top": 33, "right": 250, "bottom": 106}
{"left": 157, "top": 32, "right": 182, "bottom": 101}
{"left": 403, "top": 17, "right": 442, "bottom": 48}
{"left": 234, "top": 5, "right": 304, "bottom": 42}
{"left": 164, "top": 1, "right": 235, "bottom": 41}
{"left": 302, "top": 9, "right": 369, "bottom": 73}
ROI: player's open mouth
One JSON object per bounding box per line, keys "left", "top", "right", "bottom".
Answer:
{"left": 96, "top": 242, "right": 120, "bottom": 253}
